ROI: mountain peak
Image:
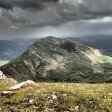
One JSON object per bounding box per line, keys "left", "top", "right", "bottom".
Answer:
{"left": 44, "top": 36, "right": 57, "bottom": 39}
{"left": 0, "top": 37, "right": 112, "bottom": 83}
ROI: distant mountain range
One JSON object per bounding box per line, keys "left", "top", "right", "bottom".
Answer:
{"left": 1, "top": 36, "right": 112, "bottom": 83}
{"left": 67, "top": 35, "right": 112, "bottom": 56}
{"left": 0, "top": 35, "right": 112, "bottom": 61}
{"left": 0, "top": 39, "right": 37, "bottom": 60}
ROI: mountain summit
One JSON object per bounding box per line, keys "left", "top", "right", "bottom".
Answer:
{"left": 0, "top": 37, "right": 112, "bottom": 82}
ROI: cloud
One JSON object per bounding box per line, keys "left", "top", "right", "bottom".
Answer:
{"left": 0, "top": 0, "right": 112, "bottom": 39}
{"left": 10, "top": 26, "right": 19, "bottom": 30}
{"left": 0, "top": 0, "right": 59, "bottom": 10}
{"left": 0, "top": 0, "right": 112, "bottom": 28}
{"left": 88, "top": 17, "right": 112, "bottom": 23}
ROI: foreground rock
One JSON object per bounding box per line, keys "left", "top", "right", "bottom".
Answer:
{"left": 9, "top": 80, "right": 36, "bottom": 90}
{"left": 2, "top": 80, "right": 36, "bottom": 95}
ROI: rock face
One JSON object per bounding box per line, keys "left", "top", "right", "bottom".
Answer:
{"left": 0, "top": 37, "right": 112, "bottom": 82}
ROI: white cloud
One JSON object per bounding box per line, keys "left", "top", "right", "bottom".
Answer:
{"left": 10, "top": 26, "right": 19, "bottom": 29}
{"left": 88, "top": 17, "right": 112, "bottom": 23}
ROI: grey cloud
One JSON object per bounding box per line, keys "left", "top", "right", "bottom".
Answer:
{"left": 0, "top": 0, "right": 112, "bottom": 27}
{"left": 0, "top": 0, "right": 59, "bottom": 10}
{"left": 0, "top": 0, "right": 112, "bottom": 39}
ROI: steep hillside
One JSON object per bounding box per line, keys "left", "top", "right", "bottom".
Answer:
{"left": 0, "top": 39, "right": 36, "bottom": 60}
{"left": 0, "top": 40, "right": 19, "bottom": 60}
{"left": 0, "top": 37, "right": 112, "bottom": 82}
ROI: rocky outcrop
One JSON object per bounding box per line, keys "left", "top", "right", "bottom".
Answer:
{"left": 9, "top": 80, "right": 36, "bottom": 90}
{"left": 0, "top": 70, "right": 6, "bottom": 79}
{"left": 2, "top": 80, "right": 36, "bottom": 95}
{"left": 0, "top": 70, "right": 17, "bottom": 85}
{"left": 0, "top": 37, "right": 112, "bottom": 83}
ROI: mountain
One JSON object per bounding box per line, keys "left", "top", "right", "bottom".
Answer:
{"left": 0, "top": 37, "right": 112, "bottom": 83}
{"left": 1, "top": 35, "right": 112, "bottom": 60}
{"left": 0, "top": 39, "right": 37, "bottom": 60}
{"left": 67, "top": 35, "right": 112, "bottom": 56}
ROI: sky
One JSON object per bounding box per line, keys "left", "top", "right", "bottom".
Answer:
{"left": 0, "top": 0, "right": 112, "bottom": 40}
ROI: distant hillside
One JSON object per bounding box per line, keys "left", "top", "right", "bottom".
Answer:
{"left": 0, "top": 39, "right": 37, "bottom": 60}
{"left": 0, "top": 40, "right": 19, "bottom": 60}
{"left": 67, "top": 35, "right": 112, "bottom": 56}
{"left": 1, "top": 37, "right": 112, "bottom": 83}
{"left": 1, "top": 35, "right": 112, "bottom": 60}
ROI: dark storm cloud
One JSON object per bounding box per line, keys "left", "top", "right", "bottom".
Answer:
{"left": 0, "top": 0, "right": 112, "bottom": 27}
{"left": 0, "top": 0, "right": 112, "bottom": 39}
{"left": 0, "top": 0, "right": 59, "bottom": 10}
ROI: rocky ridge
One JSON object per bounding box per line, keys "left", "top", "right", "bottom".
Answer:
{"left": 0, "top": 37, "right": 112, "bottom": 82}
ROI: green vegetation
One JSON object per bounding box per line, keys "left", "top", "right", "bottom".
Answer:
{"left": 0, "top": 82, "right": 112, "bottom": 112}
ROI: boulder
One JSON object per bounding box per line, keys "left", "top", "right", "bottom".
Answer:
{"left": 2, "top": 80, "right": 36, "bottom": 95}
{"left": 9, "top": 80, "right": 36, "bottom": 90}
{"left": 0, "top": 70, "right": 6, "bottom": 79}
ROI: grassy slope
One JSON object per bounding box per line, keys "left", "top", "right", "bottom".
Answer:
{"left": 0, "top": 82, "right": 112, "bottom": 112}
